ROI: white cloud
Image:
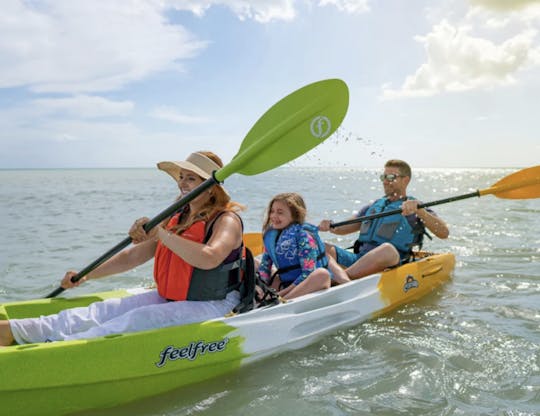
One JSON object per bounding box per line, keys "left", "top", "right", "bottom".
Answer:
{"left": 0, "top": 0, "right": 368, "bottom": 95}
{"left": 219, "top": 0, "right": 297, "bottom": 22}
{"left": 165, "top": 0, "right": 296, "bottom": 22}
{"left": 0, "top": 0, "right": 206, "bottom": 93}
{"left": 470, "top": 0, "right": 540, "bottom": 12}
{"left": 382, "top": 19, "right": 539, "bottom": 99}
{"left": 32, "top": 96, "right": 134, "bottom": 118}
{"left": 0, "top": 95, "right": 134, "bottom": 155}
{"left": 150, "top": 106, "right": 211, "bottom": 124}
{"left": 44, "top": 119, "right": 141, "bottom": 143}
{"left": 467, "top": 0, "right": 540, "bottom": 25}
{"left": 0, "top": 96, "right": 133, "bottom": 139}
{"left": 167, "top": 0, "right": 370, "bottom": 21}
{"left": 318, "top": 0, "right": 370, "bottom": 14}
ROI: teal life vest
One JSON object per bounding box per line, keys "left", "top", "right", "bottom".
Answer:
{"left": 356, "top": 197, "right": 425, "bottom": 255}
{"left": 263, "top": 223, "right": 328, "bottom": 284}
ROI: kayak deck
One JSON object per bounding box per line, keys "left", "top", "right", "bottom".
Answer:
{"left": 0, "top": 252, "right": 455, "bottom": 416}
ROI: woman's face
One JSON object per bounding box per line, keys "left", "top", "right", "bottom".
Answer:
{"left": 269, "top": 200, "right": 294, "bottom": 230}
{"left": 177, "top": 169, "right": 204, "bottom": 195}
{"left": 177, "top": 169, "right": 210, "bottom": 206}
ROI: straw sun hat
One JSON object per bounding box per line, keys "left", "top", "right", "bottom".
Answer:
{"left": 157, "top": 152, "right": 221, "bottom": 182}
{"left": 157, "top": 152, "right": 230, "bottom": 198}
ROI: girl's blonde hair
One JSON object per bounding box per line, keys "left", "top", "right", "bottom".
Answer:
{"left": 173, "top": 151, "right": 244, "bottom": 234}
{"left": 262, "top": 192, "right": 307, "bottom": 232}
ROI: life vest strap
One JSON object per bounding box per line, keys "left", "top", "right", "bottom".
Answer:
{"left": 230, "top": 247, "right": 256, "bottom": 314}
{"left": 255, "top": 273, "right": 285, "bottom": 307}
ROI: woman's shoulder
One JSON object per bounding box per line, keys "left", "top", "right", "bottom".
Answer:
{"left": 209, "top": 210, "right": 243, "bottom": 232}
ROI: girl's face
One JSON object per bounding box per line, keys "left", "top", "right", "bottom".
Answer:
{"left": 269, "top": 200, "right": 294, "bottom": 230}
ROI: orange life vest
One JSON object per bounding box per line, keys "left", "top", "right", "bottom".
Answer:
{"left": 153, "top": 213, "right": 206, "bottom": 301}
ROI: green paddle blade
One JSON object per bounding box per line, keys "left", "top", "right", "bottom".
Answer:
{"left": 43, "top": 78, "right": 349, "bottom": 298}
{"left": 215, "top": 79, "right": 349, "bottom": 181}
{"left": 480, "top": 165, "right": 540, "bottom": 199}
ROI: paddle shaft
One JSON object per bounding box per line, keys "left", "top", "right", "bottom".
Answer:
{"left": 43, "top": 79, "right": 349, "bottom": 298}
{"left": 45, "top": 176, "right": 218, "bottom": 298}
{"left": 331, "top": 165, "right": 540, "bottom": 229}
{"left": 331, "top": 190, "right": 480, "bottom": 228}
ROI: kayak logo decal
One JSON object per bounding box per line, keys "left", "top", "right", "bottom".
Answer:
{"left": 310, "top": 116, "right": 331, "bottom": 139}
{"left": 403, "top": 275, "right": 419, "bottom": 292}
{"left": 155, "top": 337, "right": 229, "bottom": 368}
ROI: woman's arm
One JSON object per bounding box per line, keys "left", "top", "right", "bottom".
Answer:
{"left": 61, "top": 239, "right": 157, "bottom": 288}
{"left": 87, "top": 239, "right": 157, "bottom": 279}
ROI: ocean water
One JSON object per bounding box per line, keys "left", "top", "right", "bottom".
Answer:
{"left": 1, "top": 167, "right": 539, "bottom": 415}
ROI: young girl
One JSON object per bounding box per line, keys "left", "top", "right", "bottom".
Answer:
{"left": 258, "top": 193, "right": 349, "bottom": 300}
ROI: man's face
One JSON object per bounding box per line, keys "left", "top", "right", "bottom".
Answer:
{"left": 381, "top": 166, "right": 409, "bottom": 200}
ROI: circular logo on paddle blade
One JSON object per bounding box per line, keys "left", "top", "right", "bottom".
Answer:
{"left": 310, "top": 116, "right": 331, "bottom": 139}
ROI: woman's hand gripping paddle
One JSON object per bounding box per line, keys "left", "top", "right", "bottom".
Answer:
{"left": 45, "top": 79, "right": 349, "bottom": 298}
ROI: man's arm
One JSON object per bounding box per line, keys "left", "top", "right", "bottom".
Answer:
{"left": 402, "top": 200, "right": 449, "bottom": 239}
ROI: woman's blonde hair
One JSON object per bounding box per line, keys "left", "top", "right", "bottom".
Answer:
{"left": 262, "top": 192, "right": 307, "bottom": 232}
{"left": 173, "top": 151, "right": 244, "bottom": 234}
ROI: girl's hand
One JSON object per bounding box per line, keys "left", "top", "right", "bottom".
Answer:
{"left": 61, "top": 270, "right": 85, "bottom": 289}
{"left": 278, "top": 284, "right": 294, "bottom": 298}
{"left": 254, "top": 285, "right": 264, "bottom": 302}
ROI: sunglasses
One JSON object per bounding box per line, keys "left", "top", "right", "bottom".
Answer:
{"left": 380, "top": 173, "right": 404, "bottom": 182}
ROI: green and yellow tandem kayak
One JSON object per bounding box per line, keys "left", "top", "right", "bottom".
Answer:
{"left": 0, "top": 252, "right": 455, "bottom": 416}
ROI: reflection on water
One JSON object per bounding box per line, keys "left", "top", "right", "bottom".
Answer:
{"left": 1, "top": 167, "right": 539, "bottom": 415}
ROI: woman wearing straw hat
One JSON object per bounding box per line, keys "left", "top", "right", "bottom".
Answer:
{"left": 0, "top": 151, "right": 245, "bottom": 345}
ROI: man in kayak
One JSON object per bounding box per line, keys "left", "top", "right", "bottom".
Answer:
{"left": 0, "top": 151, "right": 247, "bottom": 346}
{"left": 318, "top": 159, "right": 449, "bottom": 280}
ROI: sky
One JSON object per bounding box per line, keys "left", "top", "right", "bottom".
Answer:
{"left": 0, "top": 0, "right": 539, "bottom": 169}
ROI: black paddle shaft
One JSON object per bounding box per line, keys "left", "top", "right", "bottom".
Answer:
{"left": 330, "top": 190, "right": 480, "bottom": 229}
{"left": 45, "top": 175, "right": 218, "bottom": 298}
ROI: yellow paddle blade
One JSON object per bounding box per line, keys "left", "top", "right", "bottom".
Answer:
{"left": 480, "top": 165, "right": 540, "bottom": 199}
{"left": 244, "top": 232, "right": 263, "bottom": 256}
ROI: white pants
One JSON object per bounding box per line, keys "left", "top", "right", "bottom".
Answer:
{"left": 10, "top": 290, "right": 240, "bottom": 344}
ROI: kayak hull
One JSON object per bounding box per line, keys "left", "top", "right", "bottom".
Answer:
{"left": 0, "top": 252, "right": 455, "bottom": 416}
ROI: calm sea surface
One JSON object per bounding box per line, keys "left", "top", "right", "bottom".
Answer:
{"left": 1, "top": 167, "right": 539, "bottom": 416}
